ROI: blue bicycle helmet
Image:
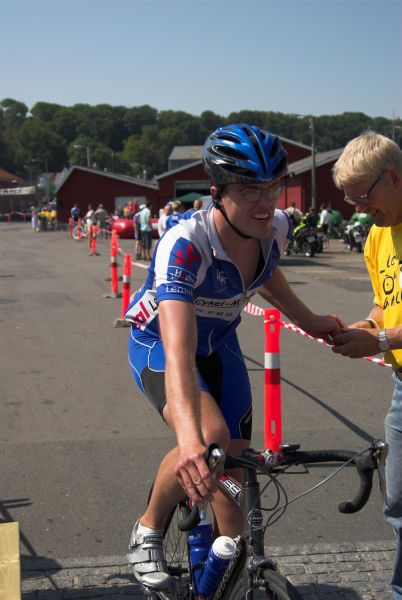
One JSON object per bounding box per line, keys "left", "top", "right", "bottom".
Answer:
{"left": 202, "top": 123, "right": 288, "bottom": 185}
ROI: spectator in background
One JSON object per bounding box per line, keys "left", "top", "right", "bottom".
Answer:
{"left": 284, "top": 202, "right": 302, "bottom": 227}
{"left": 84, "top": 204, "right": 96, "bottom": 228}
{"left": 134, "top": 207, "right": 143, "bottom": 260}
{"left": 31, "top": 206, "right": 39, "bottom": 232}
{"left": 319, "top": 203, "right": 330, "bottom": 248}
{"left": 157, "top": 203, "right": 173, "bottom": 239}
{"left": 71, "top": 203, "right": 80, "bottom": 223}
{"left": 165, "top": 200, "right": 184, "bottom": 230}
{"left": 305, "top": 206, "right": 319, "bottom": 228}
{"left": 139, "top": 202, "right": 153, "bottom": 261}
{"left": 181, "top": 198, "right": 203, "bottom": 221}
{"left": 95, "top": 204, "right": 109, "bottom": 238}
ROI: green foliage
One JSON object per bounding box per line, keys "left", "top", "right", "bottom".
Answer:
{"left": 0, "top": 98, "right": 399, "bottom": 180}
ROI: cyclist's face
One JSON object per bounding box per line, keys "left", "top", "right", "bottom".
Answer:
{"left": 220, "top": 181, "right": 284, "bottom": 239}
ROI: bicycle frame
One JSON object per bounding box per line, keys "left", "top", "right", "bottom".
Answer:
{"left": 211, "top": 465, "right": 278, "bottom": 600}
{"left": 142, "top": 440, "right": 388, "bottom": 600}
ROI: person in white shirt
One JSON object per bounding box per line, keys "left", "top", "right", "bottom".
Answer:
{"left": 319, "top": 203, "right": 330, "bottom": 248}
{"left": 157, "top": 203, "right": 173, "bottom": 239}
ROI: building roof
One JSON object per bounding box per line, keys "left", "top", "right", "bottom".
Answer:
{"left": 55, "top": 166, "right": 158, "bottom": 193}
{"left": 156, "top": 160, "right": 203, "bottom": 180}
{"left": 168, "top": 136, "right": 311, "bottom": 163}
{"left": 168, "top": 146, "right": 203, "bottom": 161}
{"left": 0, "top": 168, "right": 24, "bottom": 183}
{"left": 288, "top": 148, "right": 344, "bottom": 176}
{"left": 157, "top": 146, "right": 342, "bottom": 181}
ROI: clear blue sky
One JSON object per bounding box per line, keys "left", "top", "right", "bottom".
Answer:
{"left": 0, "top": 0, "right": 401, "bottom": 120}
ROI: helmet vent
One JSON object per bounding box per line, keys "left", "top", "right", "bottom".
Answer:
{"left": 272, "top": 155, "right": 287, "bottom": 177}
{"left": 216, "top": 133, "right": 239, "bottom": 144}
{"left": 270, "top": 137, "right": 279, "bottom": 158}
{"left": 217, "top": 146, "right": 248, "bottom": 160}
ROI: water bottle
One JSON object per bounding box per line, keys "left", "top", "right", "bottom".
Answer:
{"left": 188, "top": 514, "right": 213, "bottom": 594}
{"left": 197, "top": 535, "right": 236, "bottom": 597}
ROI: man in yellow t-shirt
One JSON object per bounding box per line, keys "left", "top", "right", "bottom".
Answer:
{"left": 332, "top": 132, "right": 402, "bottom": 600}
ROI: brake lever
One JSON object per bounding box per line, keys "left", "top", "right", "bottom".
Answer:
{"left": 372, "top": 439, "right": 388, "bottom": 501}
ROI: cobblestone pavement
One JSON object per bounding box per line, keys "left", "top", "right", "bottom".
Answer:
{"left": 22, "top": 540, "right": 394, "bottom": 599}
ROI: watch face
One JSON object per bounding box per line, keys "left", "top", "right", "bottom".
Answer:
{"left": 378, "top": 330, "right": 390, "bottom": 352}
{"left": 379, "top": 340, "right": 390, "bottom": 352}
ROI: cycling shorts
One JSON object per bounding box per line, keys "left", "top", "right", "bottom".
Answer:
{"left": 128, "top": 326, "right": 252, "bottom": 440}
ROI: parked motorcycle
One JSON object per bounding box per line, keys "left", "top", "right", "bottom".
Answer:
{"left": 315, "top": 227, "right": 325, "bottom": 253}
{"left": 342, "top": 221, "right": 367, "bottom": 252}
{"left": 285, "top": 224, "right": 318, "bottom": 257}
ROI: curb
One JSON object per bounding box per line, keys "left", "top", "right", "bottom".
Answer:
{"left": 21, "top": 540, "right": 395, "bottom": 599}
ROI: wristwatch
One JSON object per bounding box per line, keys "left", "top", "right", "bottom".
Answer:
{"left": 378, "top": 329, "right": 391, "bottom": 352}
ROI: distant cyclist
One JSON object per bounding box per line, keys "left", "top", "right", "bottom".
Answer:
{"left": 165, "top": 199, "right": 184, "bottom": 229}
{"left": 181, "top": 198, "right": 203, "bottom": 220}
{"left": 124, "top": 124, "right": 345, "bottom": 590}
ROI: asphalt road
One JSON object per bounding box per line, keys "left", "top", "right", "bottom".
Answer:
{"left": 0, "top": 223, "right": 393, "bottom": 564}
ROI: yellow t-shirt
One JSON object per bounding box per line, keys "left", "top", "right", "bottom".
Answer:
{"left": 364, "top": 222, "right": 402, "bottom": 369}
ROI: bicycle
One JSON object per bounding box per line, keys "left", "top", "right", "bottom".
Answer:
{"left": 141, "top": 439, "right": 388, "bottom": 600}
{"left": 72, "top": 222, "right": 89, "bottom": 240}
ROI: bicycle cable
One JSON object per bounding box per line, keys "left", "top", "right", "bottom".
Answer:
{"left": 263, "top": 445, "right": 371, "bottom": 530}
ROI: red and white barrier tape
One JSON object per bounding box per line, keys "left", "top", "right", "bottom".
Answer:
{"left": 244, "top": 302, "right": 391, "bottom": 370}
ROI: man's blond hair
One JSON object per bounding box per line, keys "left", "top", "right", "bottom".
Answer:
{"left": 332, "top": 131, "right": 402, "bottom": 188}
{"left": 171, "top": 200, "right": 182, "bottom": 211}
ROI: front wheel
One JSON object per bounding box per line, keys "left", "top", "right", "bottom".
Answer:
{"left": 301, "top": 241, "right": 314, "bottom": 257}
{"left": 230, "top": 568, "right": 302, "bottom": 600}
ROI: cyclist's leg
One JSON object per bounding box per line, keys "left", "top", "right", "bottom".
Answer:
{"left": 195, "top": 333, "right": 253, "bottom": 538}
{"left": 142, "top": 390, "right": 231, "bottom": 530}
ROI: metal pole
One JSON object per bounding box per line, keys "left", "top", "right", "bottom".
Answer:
{"left": 86, "top": 147, "right": 91, "bottom": 168}
{"left": 310, "top": 117, "right": 316, "bottom": 209}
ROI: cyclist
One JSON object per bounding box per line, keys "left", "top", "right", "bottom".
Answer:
{"left": 125, "top": 123, "right": 345, "bottom": 590}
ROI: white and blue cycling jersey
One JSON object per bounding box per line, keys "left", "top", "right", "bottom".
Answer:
{"left": 126, "top": 205, "right": 290, "bottom": 439}
{"left": 125, "top": 206, "right": 290, "bottom": 356}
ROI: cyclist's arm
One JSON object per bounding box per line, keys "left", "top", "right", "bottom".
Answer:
{"left": 158, "top": 299, "right": 215, "bottom": 502}
{"left": 259, "top": 266, "right": 346, "bottom": 339}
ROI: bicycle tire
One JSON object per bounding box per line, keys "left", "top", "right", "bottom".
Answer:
{"left": 163, "top": 501, "right": 190, "bottom": 577}
{"left": 230, "top": 568, "right": 302, "bottom": 600}
{"left": 72, "top": 224, "right": 88, "bottom": 239}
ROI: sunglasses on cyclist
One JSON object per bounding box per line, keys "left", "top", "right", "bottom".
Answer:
{"left": 343, "top": 169, "right": 386, "bottom": 207}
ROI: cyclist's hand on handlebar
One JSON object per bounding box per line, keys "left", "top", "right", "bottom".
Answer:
{"left": 175, "top": 442, "right": 218, "bottom": 506}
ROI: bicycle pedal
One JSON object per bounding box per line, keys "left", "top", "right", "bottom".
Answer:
{"left": 142, "top": 584, "right": 168, "bottom": 598}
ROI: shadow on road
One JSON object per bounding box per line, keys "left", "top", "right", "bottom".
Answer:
{"left": 243, "top": 355, "right": 374, "bottom": 443}
{"left": 1, "top": 498, "right": 63, "bottom": 584}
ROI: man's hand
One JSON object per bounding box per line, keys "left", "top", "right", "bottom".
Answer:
{"left": 174, "top": 442, "right": 218, "bottom": 506}
{"left": 331, "top": 327, "right": 380, "bottom": 359}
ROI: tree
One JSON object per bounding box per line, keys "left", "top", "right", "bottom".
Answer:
{"left": 31, "top": 101, "right": 64, "bottom": 123}
{"left": 123, "top": 126, "right": 165, "bottom": 178}
{"left": 0, "top": 98, "right": 28, "bottom": 129}
{"left": 17, "top": 118, "right": 67, "bottom": 171}
{"left": 124, "top": 105, "right": 158, "bottom": 136}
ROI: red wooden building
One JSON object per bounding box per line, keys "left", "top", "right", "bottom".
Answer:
{"left": 280, "top": 148, "right": 350, "bottom": 217}
{"left": 56, "top": 167, "right": 158, "bottom": 221}
{"left": 55, "top": 140, "right": 350, "bottom": 222}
